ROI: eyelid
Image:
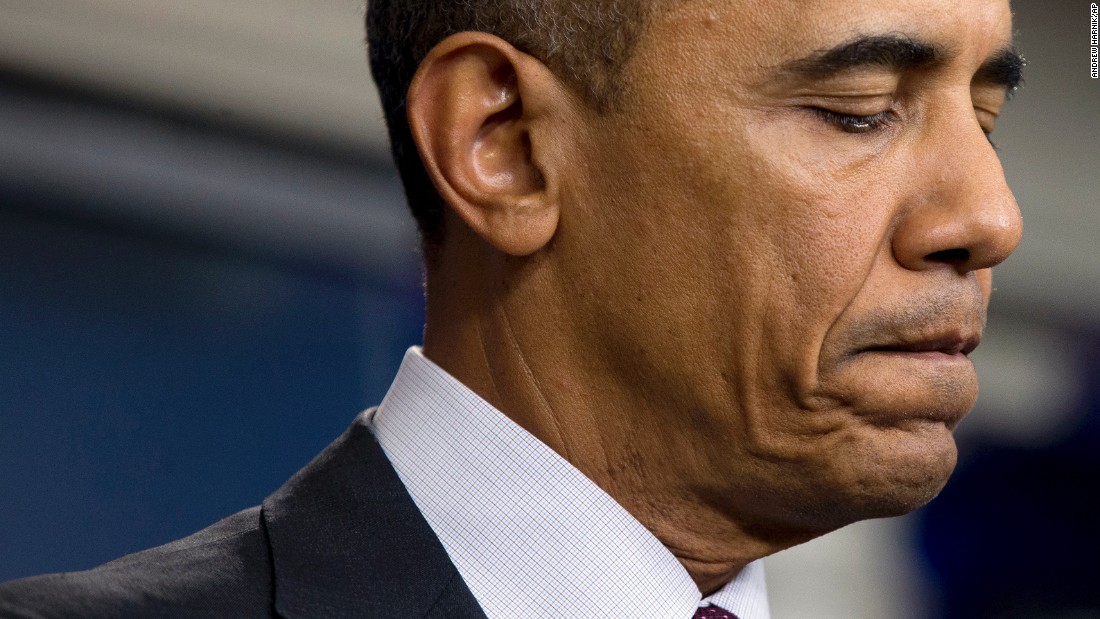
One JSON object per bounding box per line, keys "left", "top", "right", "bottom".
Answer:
{"left": 811, "top": 107, "right": 897, "bottom": 133}
{"left": 973, "top": 108, "right": 999, "bottom": 149}
{"left": 972, "top": 82, "right": 1012, "bottom": 107}
{"left": 974, "top": 105, "right": 1000, "bottom": 120}
{"left": 798, "top": 93, "right": 895, "bottom": 115}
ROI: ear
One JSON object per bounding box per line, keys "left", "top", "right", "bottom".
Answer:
{"left": 407, "top": 32, "right": 567, "bottom": 257}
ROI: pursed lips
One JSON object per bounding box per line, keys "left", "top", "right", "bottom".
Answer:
{"left": 860, "top": 331, "right": 981, "bottom": 359}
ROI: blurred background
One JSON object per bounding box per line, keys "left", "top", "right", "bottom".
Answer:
{"left": 0, "top": 1, "right": 1096, "bottom": 617}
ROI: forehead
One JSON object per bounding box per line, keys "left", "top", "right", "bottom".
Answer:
{"left": 640, "top": 0, "right": 1013, "bottom": 76}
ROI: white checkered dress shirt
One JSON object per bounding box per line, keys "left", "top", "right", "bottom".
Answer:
{"left": 369, "top": 347, "right": 771, "bottom": 619}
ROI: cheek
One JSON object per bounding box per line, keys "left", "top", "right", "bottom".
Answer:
{"left": 713, "top": 128, "right": 914, "bottom": 461}
{"left": 730, "top": 131, "right": 900, "bottom": 382}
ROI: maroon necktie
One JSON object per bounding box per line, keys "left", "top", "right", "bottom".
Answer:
{"left": 692, "top": 606, "right": 738, "bottom": 619}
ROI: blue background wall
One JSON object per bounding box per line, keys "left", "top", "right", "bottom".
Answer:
{"left": 0, "top": 78, "right": 425, "bottom": 580}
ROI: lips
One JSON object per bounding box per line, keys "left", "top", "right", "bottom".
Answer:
{"left": 861, "top": 332, "right": 980, "bottom": 357}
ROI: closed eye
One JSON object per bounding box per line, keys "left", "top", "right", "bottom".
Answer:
{"left": 975, "top": 109, "right": 1000, "bottom": 150}
{"left": 814, "top": 107, "right": 1000, "bottom": 151}
{"left": 812, "top": 108, "right": 896, "bottom": 133}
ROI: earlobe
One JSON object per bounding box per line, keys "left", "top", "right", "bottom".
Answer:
{"left": 407, "top": 32, "right": 562, "bottom": 257}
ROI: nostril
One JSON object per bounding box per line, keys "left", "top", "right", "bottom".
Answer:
{"left": 927, "top": 247, "right": 971, "bottom": 265}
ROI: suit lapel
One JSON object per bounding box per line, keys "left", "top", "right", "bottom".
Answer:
{"left": 261, "top": 411, "right": 486, "bottom": 619}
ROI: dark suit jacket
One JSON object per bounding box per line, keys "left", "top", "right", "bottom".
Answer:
{"left": 0, "top": 414, "right": 488, "bottom": 618}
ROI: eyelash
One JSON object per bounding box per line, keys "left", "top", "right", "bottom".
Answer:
{"left": 813, "top": 108, "right": 895, "bottom": 133}
{"left": 812, "top": 108, "right": 999, "bottom": 149}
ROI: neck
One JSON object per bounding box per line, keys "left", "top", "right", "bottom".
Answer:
{"left": 421, "top": 233, "right": 815, "bottom": 594}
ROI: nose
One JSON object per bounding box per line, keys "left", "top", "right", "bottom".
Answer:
{"left": 891, "top": 113, "right": 1023, "bottom": 275}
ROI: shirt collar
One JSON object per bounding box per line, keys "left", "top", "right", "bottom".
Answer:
{"left": 370, "top": 347, "right": 770, "bottom": 619}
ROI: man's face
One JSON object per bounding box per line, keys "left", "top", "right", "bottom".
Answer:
{"left": 556, "top": 0, "right": 1022, "bottom": 531}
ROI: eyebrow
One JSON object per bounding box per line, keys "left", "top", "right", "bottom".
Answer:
{"left": 778, "top": 33, "right": 1025, "bottom": 91}
{"left": 975, "top": 47, "right": 1025, "bottom": 92}
{"left": 779, "top": 35, "right": 941, "bottom": 78}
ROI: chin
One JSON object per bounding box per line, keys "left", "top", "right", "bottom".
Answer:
{"left": 795, "top": 359, "right": 976, "bottom": 521}
{"left": 775, "top": 420, "right": 960, "bottom": 532}
{"left": 830, "top": 420, "right": 960, "bottom": 522}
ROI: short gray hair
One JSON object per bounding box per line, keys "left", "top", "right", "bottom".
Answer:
{"left": 366, "top": 0, "right": 654, "bottom": 263}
